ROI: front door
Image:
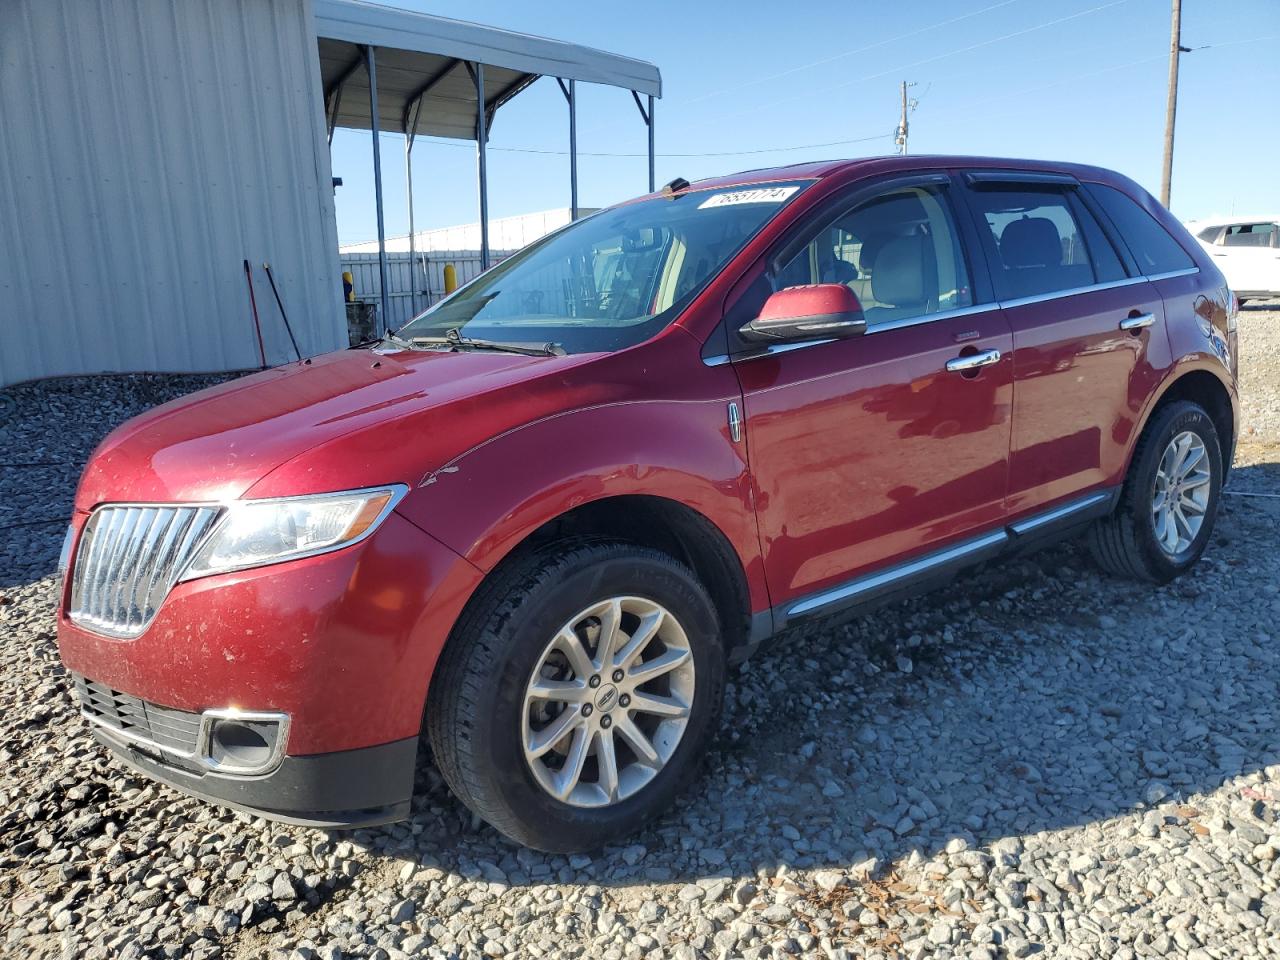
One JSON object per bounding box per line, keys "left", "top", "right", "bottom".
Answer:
{"left": 730, "top": 176, "right": 1013, "bottom": 608}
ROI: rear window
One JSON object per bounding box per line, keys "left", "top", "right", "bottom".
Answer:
{"left": 1084, "top": 184, "right": 1196, "bottom": 275}
{"left": 1222, "top": 222, "right": 1278, "bottom": 248}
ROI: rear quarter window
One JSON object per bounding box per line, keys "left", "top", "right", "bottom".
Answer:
{"left": 1084, "top": 183, "right": 1196, "bottom": 275}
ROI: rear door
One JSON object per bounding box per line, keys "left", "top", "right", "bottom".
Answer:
{"left": 727, "top": 173, "right": 1014, "bottom": 608}
{"left": 956, "top": 172, "right": 1170, "bottom": 518}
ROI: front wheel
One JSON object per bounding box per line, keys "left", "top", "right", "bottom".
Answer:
{"left": 1088, "top": 400, "right": 1223, "bottom": 583}
{"left": 427, "top": 542, "right": 725, "bottom": 852}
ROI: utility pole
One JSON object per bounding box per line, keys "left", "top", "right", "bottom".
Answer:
{"left": 896, "top": 81, "right": 916, "bottom": 156}
{"left": 1161, "top": 0, "right": 1187, "bottom": 207}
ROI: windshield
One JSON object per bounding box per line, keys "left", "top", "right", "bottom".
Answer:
{"left": 394, "top": 181, "right": 812, "bottom": 354}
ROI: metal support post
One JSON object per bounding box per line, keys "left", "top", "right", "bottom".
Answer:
{"left": 647, "top": 94, "right": 655, "bottom": 193}
{"left": 557, "top": 79, "right": 578, "bottom": 219}
{"left": 404, "top": 97, "right": 422, "bottom": 318}
{"left": 632, "top": 91, "right": 655, "bottom": 192}
{"left": 365, "top": 45, "right": 390, "bottom": 332}
{"left": 471, "top": 62, "right": 490, "bottom": 270}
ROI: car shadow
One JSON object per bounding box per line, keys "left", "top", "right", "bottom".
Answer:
{"left": 336, "top": 460, "right": 1280, "bottom": 891}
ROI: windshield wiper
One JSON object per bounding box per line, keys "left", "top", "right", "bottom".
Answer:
{"left": 377, "top": 330, "right": 416, "bottom": 350}
{"left": 410, "top": 329, "right": 566, "bottom": 357}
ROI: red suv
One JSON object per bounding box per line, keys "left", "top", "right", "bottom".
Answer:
{"left": 57, "top": 157, "right": 1238, "bottom": 851}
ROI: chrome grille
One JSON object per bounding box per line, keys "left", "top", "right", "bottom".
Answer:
{"left": 69, "top": 504, "right": 222, "bottom": 638}
{"left": 73, "top": 673, "right": 202, "bottom": 756}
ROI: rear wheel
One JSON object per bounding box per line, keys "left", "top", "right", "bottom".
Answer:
{"left": 427, "top": 542, "right": 725, "bottom": 852}
{"left": 1088, "top": 400, "right": 1222, "bottom": 583}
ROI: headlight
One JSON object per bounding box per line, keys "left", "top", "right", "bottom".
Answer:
{"left": 180, "top": 485, "right": 407, "bottom": 580}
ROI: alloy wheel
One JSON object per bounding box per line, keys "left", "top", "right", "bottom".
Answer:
{"left": 521, "top": 596, "right": 695, "bottom": 808}
{"left": 1151, "top": 429, "right": 1212, "bottom": 556}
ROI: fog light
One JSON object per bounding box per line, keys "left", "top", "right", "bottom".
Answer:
{"left": 200, "top": 712, "right": 287, "bottom": 775}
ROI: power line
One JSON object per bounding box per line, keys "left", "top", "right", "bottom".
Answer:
{"left": 683, "top": 0, "right": 1027, "bottom": 105}
{"left": 704, "top": 0, "right": 1130, "bottom": 129}
{"left": 899, "top": 35, "right": 1276, "bottom": 139}
{"left": 346, "top": 32, "right": 1277, "bottom": 165}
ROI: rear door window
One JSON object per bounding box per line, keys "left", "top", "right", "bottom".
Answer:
{"left": 965, "top": 186, "right": 1120, "bottom": 300}
{"left": 1082, "top": 183, "right": 1196, "bottom": 274}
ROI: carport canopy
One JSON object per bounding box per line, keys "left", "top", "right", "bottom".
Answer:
{"left": 314, "top": 0, "right": 663, "bottom": 326}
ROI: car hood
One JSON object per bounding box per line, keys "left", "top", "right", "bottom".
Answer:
{"left": 75, "top": 347, "right": 605, "bottom": 510}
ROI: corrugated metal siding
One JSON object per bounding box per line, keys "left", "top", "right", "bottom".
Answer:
{"left": 0, "top": 0, "right": 345, "bottom": 387}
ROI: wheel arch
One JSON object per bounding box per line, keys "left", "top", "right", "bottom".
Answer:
{"left": 437, "top": 494, "right": 758, "bottom": 668}
{"left": 1134, "top": 364, "right": 1236, "bottom": 479}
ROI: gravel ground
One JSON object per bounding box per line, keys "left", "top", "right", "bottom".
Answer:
{"left": 2, "top": 306, "right": 1279, "bottom": 960}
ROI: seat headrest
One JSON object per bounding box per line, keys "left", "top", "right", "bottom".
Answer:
{"left": 871, "top": 234, "right": 928, "bottom": 307}
{"left": 858, "top": 235, "right": 887, "bottom": 275}
{"left": 820, "top": 258, "right": 858, "bottom": 284}
{"left": 1000, "top": 217, "right": 1062, "bottom": 268}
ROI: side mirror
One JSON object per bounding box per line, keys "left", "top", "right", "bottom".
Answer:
{"left": 739, "top": 283, "right": 867, "bottom": 343}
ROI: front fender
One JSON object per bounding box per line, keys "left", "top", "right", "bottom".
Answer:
{"left": 395, "top": 397, "right": 770, "bottom": 614}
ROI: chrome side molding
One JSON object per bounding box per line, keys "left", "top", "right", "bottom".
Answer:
{"left": 1008, "top": 490, "right": 1113, "bottom": 535}
{"left": 787, "top": 530, "right": 1008, "bottom": 619}
{"left": 784, "top": 489, "right": 1117, "bottom": 624}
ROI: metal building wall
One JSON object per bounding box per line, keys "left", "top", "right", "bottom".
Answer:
{"left": 0, "top": 0, "right": 345, "bottom": 387}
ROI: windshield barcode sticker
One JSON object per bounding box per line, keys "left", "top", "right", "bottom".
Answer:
{"left": 698, "top": 186, "right": 800, "bottom": 209}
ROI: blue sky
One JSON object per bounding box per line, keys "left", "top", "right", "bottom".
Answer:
{"left": 330, "top": 0, "right": 1280, "bottom": 244}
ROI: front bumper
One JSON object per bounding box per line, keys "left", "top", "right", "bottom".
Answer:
{"left": 57, "top": 511, "right": 481, "bottom": 755}
{"left": 91, "top": 719, "right": 418, "bottom": 828}
{"left": 57, "top": 509, "right": 484, "bottom": 825}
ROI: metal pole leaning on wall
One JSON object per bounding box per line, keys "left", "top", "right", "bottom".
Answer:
{"left": 469, "top": 62, "right": 491, "bottom": 271}
{"left": 557, "top": 79, "right": 578, "bottom": 220}
{"left": 365, "top": 45, "right": 390, "bottom": 333}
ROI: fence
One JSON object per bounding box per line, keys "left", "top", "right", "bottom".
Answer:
{"left": 339, "top": 250, "right": 514, "bottom": 330}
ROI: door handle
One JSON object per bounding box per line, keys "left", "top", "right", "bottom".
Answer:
{"left": 945, "top": 348, "right": 1001, "bottom": 373}
{"left": 1119, "top": 313, "right": 1155, "bottom": 331}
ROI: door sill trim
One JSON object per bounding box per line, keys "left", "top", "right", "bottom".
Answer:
{"left": 778, "top": 488, "right": 1118, "bottom": 629}
{"left": 1008, "top": 490, "right": 1112, "bottom": 535}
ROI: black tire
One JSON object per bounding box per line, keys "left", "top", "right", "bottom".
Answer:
{"left": 426, "top": 541, "right": 725, "bottom": 852}
{"left": 1087, "top": 400, "right": 1223, "bottom": 584}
